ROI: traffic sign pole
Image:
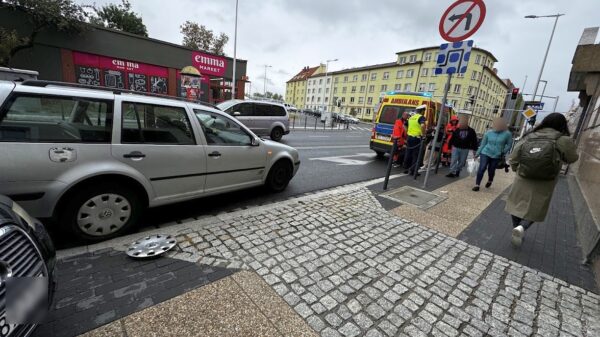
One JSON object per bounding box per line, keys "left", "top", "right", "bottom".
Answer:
{"left": 423, "top": 73, "right": 452, "bottom": 188}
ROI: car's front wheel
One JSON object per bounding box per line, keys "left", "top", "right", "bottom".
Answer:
{"left": 270, "top": 127, "right": 284, "bottom": 141}
{"left": 60, "top": 183, "right": 142, "bottom": 242}
{"left": 266, "top": 161, "right": 292, "bottom": 192}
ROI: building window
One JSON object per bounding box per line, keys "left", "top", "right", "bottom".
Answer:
{"left": 318, "top": 88, "right": 321, "bottom": 93}
{"left": 319, "top": 79, "right": 323, "bottom": 84}
{"left": 464, "top": 101, "right": 469, "bottom": 109}
{"left": 335, "top": 77, "right": 339, "bottom": 83}
{"left": 383, "top": 72, "right": 390, "bottom": 80}
{"left": 317, "top": 97, "right": 321, "bottom": 102}
{"left": 360, "top": 86, "right": 365, "bottom": 93}
{"left": 381, "top": 84, "right": 388, "bottom": 91}
{"left": 396, "top": 70, "right": 404, "bottom": 79}
{"left": 424, "top": 52, "right": 432, "bottom": 62}
{"left": 467, "top": 86, "right": 474, "bottom": 94}
{"left": 334, "top": 87, "right": 338, "bottom": 94}
{"left": 327, "top": 78, "right": 331, "bottom": 84}
{"left": 350, "top": 97, "right": 355, "bottom": 103}
{"left": 351, "top": 86, "right": 356, "bottom": 93}
{"left": 451, "top": 100, "right": 458, "bottom": 107}
{"left": 406, "top": 69, "right": 414, "bottom": 78}
{"left": 421, "top": 68, "right": 428, "bottom": 77}
{"left": 325, "top": 97, "right": 329, "bottom": 102}
{"left": 409, "top": 55, "right": 417, "bottom": 63}
{"left": 404, "top": 83, "right": 411, "bottom": 91}
{"left": 394, "top": 83, "right": 402, "bottom": 90}
{"left": 344, "top": 76, "right": 348, "bottom": 82}
{"left": 342, "top": 87, "right": 347, "bottom": 94}
{"left": 359, "top": 97, "right": 364, "bottom": 104}
{"left": 366, "top": 108, "right": 371, "bottom": 115}
{"left": 399, "top": 56, "right": 406, "bottom": 64}
{"left": 367, "top": 97, "right": 373, "bottom": 104}
{"left": 418, "top": 83, "right": 426, "bottom": 92}
{"left": 475, "top": 55, "right": 481, "bottom": 64}
{"left": 428, "top": 83, "right": 435, "bottom": 91}
{"left": 430, "top": 68, "right": 437, "bottom": 77}
{"left": 371, "top": 73, "right": 377, "bottom": 80}
{"left": 369, "top": 85, "right": 375, "bottom": 93}
{"left": 471, "top": 71, "right": 477, "bottom": 80}
{"left": 307, "top": 97, "right": 309, "bottom": 102}
{"left": 326, "top": 88, "right": 329, "bottom": 94}
{"left": 362, "top": 74, "right": 367, "bottom": 81}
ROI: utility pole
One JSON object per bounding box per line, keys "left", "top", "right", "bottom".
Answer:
{"left": 263, "top": 64, "right": 272, "bottom": 96}
{"left": 231, "top": 0, "right": 239, "bottom": 100}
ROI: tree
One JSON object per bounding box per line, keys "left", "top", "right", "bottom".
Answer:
{"left": 180, "top": 20, "right": 229, "bottom": 55}
{"left": 89, "top": 0, "right": 147, "bottom": 37}
{"left": 0, "top": 0, "right": 88, "bottom": 66}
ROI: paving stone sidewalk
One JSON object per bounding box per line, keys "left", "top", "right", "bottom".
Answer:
{"left": 147, "top": 185, "right": 600, "bottom": 337}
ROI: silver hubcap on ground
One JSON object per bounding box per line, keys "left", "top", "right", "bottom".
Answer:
{"left": 77, "top": 193, "right": 131, "bottom": 236}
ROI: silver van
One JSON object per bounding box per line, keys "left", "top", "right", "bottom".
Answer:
{"left": 217, "top": 100, "right": 290, "bottom": 141}
{"left": 0, "top": 80, "right": 300, "bottom": 242}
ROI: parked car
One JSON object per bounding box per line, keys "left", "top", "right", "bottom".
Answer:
{"left": 0, "top": 194, "right": 56, "bottom": 337}
{"left": 283, "top": 103, "right": 298, "bottom": 113}
{"left": 348, "top": 117, "right": 360, "bottom": 124}
{"left": 217, "top": 99, "right": 290, "bottom": 141}
{"left": 0, "top": 80, "right": 300, "bottom": 241}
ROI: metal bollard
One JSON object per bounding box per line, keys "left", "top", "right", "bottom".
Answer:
{"left": 314, "top": 117, "right": 317, "bottom": 130}
{"left": 292, "top": 116, "right": 295, "bottom": 129}
{"left": 304, "top": 115, "right": 307, "bottom": 129}
{"left": 383, "top": 139, "right": 398, "bottom": 190}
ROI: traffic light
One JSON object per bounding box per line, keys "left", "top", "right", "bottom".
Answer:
{"left": 511, "top": 88, "right": 519, "bottom": 100}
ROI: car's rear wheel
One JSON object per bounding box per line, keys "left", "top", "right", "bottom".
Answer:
{"left": 60, "top": 183, "right": 142, "bottom": 242}
{"left": 375, "top": 151, "right": 385, "bottom": 159}
{"left": 270, "top": 127, "right": 284, "bottom": 141}
{"left": 266, "top": 161, "right": 292, "bottom": 192}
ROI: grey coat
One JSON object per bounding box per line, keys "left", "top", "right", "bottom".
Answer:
{"left": 505, "top": 128, "right": 579, "bottom": 222}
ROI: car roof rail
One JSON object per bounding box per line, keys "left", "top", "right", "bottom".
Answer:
{"left": 19, "top": 80, "right": 219, "bottom": 109}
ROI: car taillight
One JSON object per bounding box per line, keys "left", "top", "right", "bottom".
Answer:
{"left": 371, "top": 128, "right": 376, "bottom": 139}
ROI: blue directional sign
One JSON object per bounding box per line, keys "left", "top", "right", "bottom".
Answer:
{"left": 435, "top": 40, "right": 473, "bottom": 75}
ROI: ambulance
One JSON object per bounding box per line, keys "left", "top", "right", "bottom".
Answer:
{"left": 369, "top": 91, "right": 454, "bottom": 157}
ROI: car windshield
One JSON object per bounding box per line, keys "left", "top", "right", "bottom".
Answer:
{"left": 216, "top": 101, "right": 238, "bottom": 112}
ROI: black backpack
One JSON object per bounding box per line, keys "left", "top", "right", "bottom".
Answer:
{"left": 517, "top": 134, "right": 562, "bottom": 180}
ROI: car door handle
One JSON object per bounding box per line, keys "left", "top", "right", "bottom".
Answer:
{"left": 123, "top": 151, "right": 146, "bottom": 159}
{"left": 208, "top": 151, "right": 221, "bottom": 158}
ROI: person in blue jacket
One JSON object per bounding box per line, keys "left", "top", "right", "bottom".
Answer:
{"left": 473, "top": 118, "right": 513, "bottom": 191}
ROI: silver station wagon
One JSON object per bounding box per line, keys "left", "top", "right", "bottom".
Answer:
{"left": 0, "top": 80, "right": 300, "bottom": 241}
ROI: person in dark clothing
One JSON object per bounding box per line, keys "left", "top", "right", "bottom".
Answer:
{"left": 446, "top": 115, "right": 478, "bottom": 178}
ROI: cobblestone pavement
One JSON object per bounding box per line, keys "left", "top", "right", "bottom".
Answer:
{"left": 137, "top": 186, "right": 600, "bottom": 336}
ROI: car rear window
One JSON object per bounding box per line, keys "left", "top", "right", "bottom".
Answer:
{"left": 0, "top": 94, "right": 113, "bottom": 143}
{"left": 378, "top": 105, "right": 412, "bottom": 125}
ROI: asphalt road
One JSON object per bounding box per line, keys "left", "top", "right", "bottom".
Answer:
{"left": 140, "top": 125, "right": 392, "bottom": 227}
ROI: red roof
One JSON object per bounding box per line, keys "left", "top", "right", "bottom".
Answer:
{"left": 287, "top": 66, "right": 319, "bottom": 83}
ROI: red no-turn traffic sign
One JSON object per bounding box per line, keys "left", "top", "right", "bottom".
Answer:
{"left": 439, "top": 0, "right": 486, "bottom": 42}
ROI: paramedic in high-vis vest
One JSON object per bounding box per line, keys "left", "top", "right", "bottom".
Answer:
{"left": 403, "top": 105, "right": 427, "bottom": 176}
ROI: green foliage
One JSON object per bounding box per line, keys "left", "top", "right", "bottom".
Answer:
{"left": 253, "top": 92, "right": 284, "bottom": 101}
{"left": 89, "top": 0, "right": 148, "bottom": 37}
{"left": 180, "top": 20, "right": 229, "bottom": 56}
{"left": 1, "top": 0, "right": 88, "bottom": 66}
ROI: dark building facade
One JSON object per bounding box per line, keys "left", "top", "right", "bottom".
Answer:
{"left": 0, "top": 6, "right": 247, "bottom": 104}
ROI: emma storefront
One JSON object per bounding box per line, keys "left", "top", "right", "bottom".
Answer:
{"left": 1, "top": 6, "right": 247, "bottom": 103}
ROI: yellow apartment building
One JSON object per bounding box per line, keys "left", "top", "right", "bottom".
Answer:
{"left": 285, "top": 47, "right": 510, "bottom": 134}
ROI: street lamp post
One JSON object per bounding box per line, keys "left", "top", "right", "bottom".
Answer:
{"left": 231, "top": 0, "right": 239, "bottom": 100}
{"left": 263, "top": 65, "right": 272, "bottom": 96}
{"left": 521, "top": 13, "right": 564, "bottom": 136}
{"left": 323, "top": 59, "right": 338, "bottom": 112}
{"left": 539, "top": 80, "right": 548, "bottom": 103}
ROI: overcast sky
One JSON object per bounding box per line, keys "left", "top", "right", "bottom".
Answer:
{"left": 78, "top": 0, "right": 598, "bottom": 112}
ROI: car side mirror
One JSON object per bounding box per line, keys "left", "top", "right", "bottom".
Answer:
{"left": 233, "top": 111, "right": 241, "bottom": 116}
{"left": 251, "top": 137, "right": 260, "bottom": 146}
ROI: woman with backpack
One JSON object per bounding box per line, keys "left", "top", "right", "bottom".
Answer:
{"left": 472, "top": 118, "right": 513, "bottom": 191}
{"left": 506, "top": 113, "right": 579, "bottom": 246}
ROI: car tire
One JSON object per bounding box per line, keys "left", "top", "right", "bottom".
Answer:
{"left": 270, "top": 127, "right": 284, "bottom": 141}
{"left": 266, "top": 160, "right": 292, "bottom": 192}
{"left": 59, "top": 182, "right": 143, "bottom": 242}
{"left": 375, "top": 151, "right": 385, "bottom": 159}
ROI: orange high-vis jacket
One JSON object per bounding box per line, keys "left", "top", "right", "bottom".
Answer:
{"left": 392, "top": 119, "right": 407, "bottom": 147}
